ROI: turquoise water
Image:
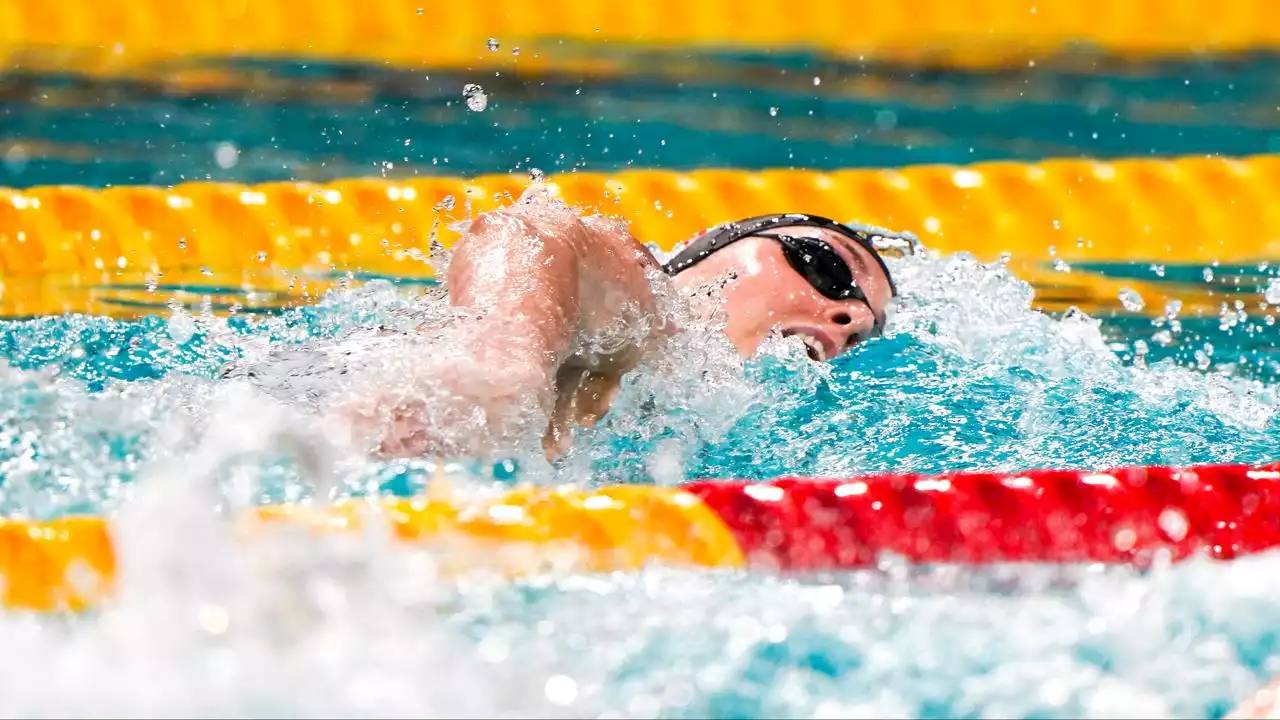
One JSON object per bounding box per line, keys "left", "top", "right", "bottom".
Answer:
{"left": 4, "top": 253, "right": 1277, "bottom": 510}
{"left": 0, "top": 250, "right": 1278, "bottom": 717}
{"left": 3, "top": 51, "right": 1280, "bottom": 187}
{"left": 1, "top": 49, "right": 1280, "bottom": 719}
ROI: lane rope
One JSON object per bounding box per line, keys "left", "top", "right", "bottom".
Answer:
{"left": 3, "top": 155, "right": 1279, "bottom": 317}
{"left": 4, "top": 0, "right": 1280, "bottom": 74}
{"left": 5, "top": 462, "right": 1280, "bottom": 612}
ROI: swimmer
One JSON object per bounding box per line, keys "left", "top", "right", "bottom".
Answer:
{"left": 339, "top": 195, "right": 908, "bottom": 459}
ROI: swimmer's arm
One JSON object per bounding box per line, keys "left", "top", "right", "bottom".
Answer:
{"left": 446, "top": 203, "right": 666, "bottom": 454}
{"left": 445, "top": 206, "right": 586, "bottom": 379}
{"left": 344, "top": 201, "right": 663, "bottom": 459}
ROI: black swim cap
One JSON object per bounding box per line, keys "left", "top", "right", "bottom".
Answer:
{"left": 661, "top": 213, "right": 910, "bottom": 297}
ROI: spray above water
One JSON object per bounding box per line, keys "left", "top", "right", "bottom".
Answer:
{"left": 463, "top": 84, "right": 488, "bottom": 112}
{"left": 0, "top": 204, "right": 1277, "bottom": 716}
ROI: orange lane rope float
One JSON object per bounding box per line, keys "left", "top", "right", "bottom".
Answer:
{"left": 7, "top": 0, "right": 1280, "bottom": 75}
{"left": 3, "top": 155, "right": 1279, "bottom": 318}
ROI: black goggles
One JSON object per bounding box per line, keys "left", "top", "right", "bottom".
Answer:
{"left": 662, "top": 213, "right": 912, "bottom": 334}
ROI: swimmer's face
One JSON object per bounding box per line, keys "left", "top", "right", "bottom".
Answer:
{"left": 670, "top": 226, "right": 893, "bottom": 361}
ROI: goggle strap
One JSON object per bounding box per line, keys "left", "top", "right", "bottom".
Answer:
{"left": 662, "top": 213, "right": 899, "bottom": 297}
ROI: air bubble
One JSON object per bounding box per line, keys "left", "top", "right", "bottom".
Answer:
{"left": 486, "top": 38, "right": 499, "bottom": 52}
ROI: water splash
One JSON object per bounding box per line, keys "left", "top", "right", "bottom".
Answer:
{"left": 0, "top": 242, "right": 1277, "bottom": 716}
{"left": 463, "top": 84, "right": 488, "bottom": 112}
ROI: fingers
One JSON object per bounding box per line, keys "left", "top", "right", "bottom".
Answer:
{"left": 572, "top": 370, "right": 622, "bottom": 427}
{"left": 542, "top": 365, "right": 625, "bottom": 460}
{"left": 543, "top": 364, "right": 587, "bottom": 460}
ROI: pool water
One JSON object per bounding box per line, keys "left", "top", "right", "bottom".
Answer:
{"left": 3, "top": 45, "right": 1280, "bottom": 719}
{"left": 5, "top": 51, "right": 1280, "bottom": 186}
{"left": 1, "top": 244, "right": 1278, "bottom": 718}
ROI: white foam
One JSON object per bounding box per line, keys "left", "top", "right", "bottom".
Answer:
{"left": 0, "top": 236, "right": 1276, "bottom": 716}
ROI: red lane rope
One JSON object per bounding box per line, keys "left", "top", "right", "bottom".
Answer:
{"left": 686, "top": 463, "right": 1280, "bottom": 570}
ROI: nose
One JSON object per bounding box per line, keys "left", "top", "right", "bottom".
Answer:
{"left": 827, "top": 304, "right": 876, "bottom": 348}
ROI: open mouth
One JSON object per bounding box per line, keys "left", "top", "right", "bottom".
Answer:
{"left": 781, "top": 329, "right": 828, "bottom": 362}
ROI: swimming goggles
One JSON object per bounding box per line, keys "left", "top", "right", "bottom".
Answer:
{"left": 661, "top": 213, "right": 914, "bottom": 334}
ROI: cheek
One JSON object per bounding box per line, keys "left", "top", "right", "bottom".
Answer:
{"left": 722, "top": 269, "right": 820, "bottom": 330}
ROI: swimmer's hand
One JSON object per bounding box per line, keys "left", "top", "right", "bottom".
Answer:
{"left": 344, "top": 195, "right": 667, "bottom": 460}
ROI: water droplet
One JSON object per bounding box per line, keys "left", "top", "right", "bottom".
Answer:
{"left": 812, "top": 76, "right": 821, "bottom": 86}
{"left": 545, "top": 675, "right": 578, "bottom": 706}
{"left": 1052, "top": 258, "right": 1071, "bottom": 272}
{"left": 197, "top": 603, "right": 230, "bottom": 635}
{"left": 1151, "top": 329, "right": 1174, "bottom": 346}
{"left": 1052, "top": 219, "right": 1061, "bottom": 230}
{"left": 1159, "top": 508, "right": 1189, "bottom": 542}
{"left": 769, "top": 106, "right": 779, "bottom": 117}
{"left": 4, "top": 144, "right": 29, "bottom": 174}
{"left": 1150, "top": 263, "right": 1166, "bottom": 277}
{"left": 214, "top": 142, "right": 239, "bottom": 169}
{"left": 486, "top": 37, "right": 499, "bottom": 51}
{"left": 167, "top": 312, "right": 196, "bottom": 345}
{"left": 646, "top": 438, "right": 684, "bottom": 486}
{"left": 477, "top": 633, "right": 509, "bottom": 663}
{"left": 1117, "top": 287, "right": 1145, "bottom": 312}
{"left": 1203, "top": 267, "right": 1215, "bottom": 283}
{"left": 1112, "top": 527, "right": 1137, "bottom": 551}
{"left": 463, "top": 83, "right": 488, "bottom": 112}
{"left": 1264, "top": 277, "right": 1280, "bottom": 304}
{"left": 64, "top": 560, "right": 101, "bottom": 597}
